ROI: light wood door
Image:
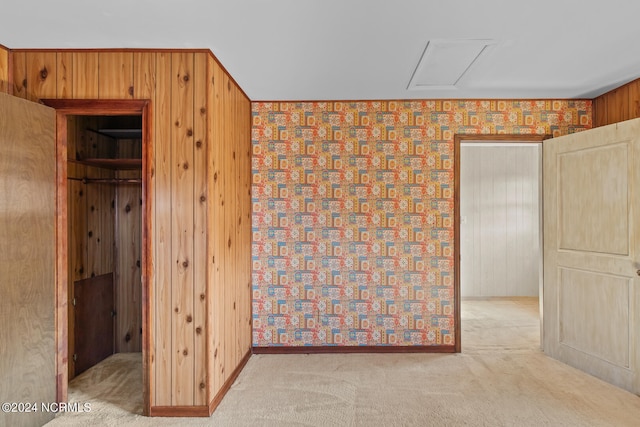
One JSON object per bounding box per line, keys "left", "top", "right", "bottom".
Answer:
{"left": 543, "top": 118, "right": 640, "bottom": 394}
{"left": 0, "top": 92, "right": 56, "bottom": 426}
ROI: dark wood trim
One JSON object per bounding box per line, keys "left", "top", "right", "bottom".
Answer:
{"left": 453, "top": 133, "right": 548, "bottom": 354}
{"left": 208, "top": 350, "right": 252, "bottom": 415}
{"left": 43, "top": 99, "right": 152, "bottom": 415}
{"left": 149, "top": 405, "right": 210, "bottom": 418}
{"left": 40, "top": 99, "right": 148, "bottom": 114}
{"left": 453, "top": 137, "right": 461, "bottom": 353}
{"left": 454, "top": 134, "right": 550, "bottom": 143}
{"left": 252, "top": 345, "right": 456, "bottom": 354}
{"left": 141, "top": 99, "right": 153, "bottom": 417}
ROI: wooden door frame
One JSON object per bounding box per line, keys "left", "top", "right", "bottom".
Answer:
{"left": 453, "top": 134, "right": 548, "bottom": 352}
{"left": 41, "top": 99, "right": 152, "bottom": 415}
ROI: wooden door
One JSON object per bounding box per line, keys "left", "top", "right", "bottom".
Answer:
{"left": 74, "top": 273, "right": 115, "bottom": 376}
{"left": 0, "top": 92, "right": 56, "bottom": 427}
{"left": 543, "top": 118, "right": 640, "bottom": 394}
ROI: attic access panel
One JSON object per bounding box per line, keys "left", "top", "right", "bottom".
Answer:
{"left": 408, "top": 39, "right": 496, "bottom": 90}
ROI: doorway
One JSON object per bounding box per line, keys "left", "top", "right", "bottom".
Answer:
{"left": 67, "top": 113, "right": 143, "bottom": 379}
{"left": 42, "top": 99, "right": 151, "bottom": 415}
{"left": 454, "top": 134, "right": 546, "bottom": 352}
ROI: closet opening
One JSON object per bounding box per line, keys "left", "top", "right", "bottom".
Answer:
{"left": 68, "top": 113, "right": 142, "bottom": 369}
{"left": 42, "top": 99, "right": 151, "bottom": 415}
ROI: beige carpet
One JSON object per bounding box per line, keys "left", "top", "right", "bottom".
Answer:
{"left": 46, "top": 298, "right": 640, "bottom": 426}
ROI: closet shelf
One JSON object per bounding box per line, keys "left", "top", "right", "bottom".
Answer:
{"left": 87, "top": 128, "right": 142, "bottom": 139}
{"left": 68, "top": 176, "right": 142, "bottom": 185}
{"left": 69, "top": 158, "right": 142, "bottom": 170}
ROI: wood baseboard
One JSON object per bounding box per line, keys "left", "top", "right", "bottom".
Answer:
{"left": 148, "top": 350, "right": 252, "bottom": 417}
{"left": 252, "top": 345, "right": 457, "bottom": 354}
{"left": 208, "top": 349, "right": 252, "bottom": 415}
{"left": 149, "top": 405, "right": 210, "bottom": 417}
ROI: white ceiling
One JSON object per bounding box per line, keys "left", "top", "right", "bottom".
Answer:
{"left": 2, "top": 0, "right": 640, "bottom": 101}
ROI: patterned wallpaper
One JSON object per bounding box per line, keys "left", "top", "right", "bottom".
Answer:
{"left": 251, "top": 100, "right": 592, "bottom": 347}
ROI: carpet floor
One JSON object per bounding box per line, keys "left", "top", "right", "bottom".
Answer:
{"left": 45, "top": 297, "right": 640, "bottom": 426}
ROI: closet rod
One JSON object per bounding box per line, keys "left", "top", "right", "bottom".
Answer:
{"left": 67, "top": 177, "right": 142, "bottom": 185}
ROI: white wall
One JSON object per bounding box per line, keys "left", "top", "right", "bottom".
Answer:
{"left": 460, "top": 143, "right": 541, "bottom": 297}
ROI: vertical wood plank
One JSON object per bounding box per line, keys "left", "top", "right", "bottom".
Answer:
{"left": 506, "top": 148, "right": 518, "bottom": 295}
{"left": 628, "top": 80, "right": 640, "bottom": 119}
{"left": 215, "top": 61, "right": 228, "bottom": 386}
{"left": 84, "top": 117, "right": 116, "bottom": 279}
{"left": 524, "top": 147, "right": 539, "bottom": 289}
{"left": 73, "top": 116, "right": 91, "bottom": 165}
{"left": 479, "top": 148, "right": 492, "bottom": 293}
{"left": 99, "top": 52, "right": 134, "bottom": 99}
{"left": 86, "top": 123, "right": 115, "bottom": 285}
{"left": 208, "top": 56, "right": 225, "bottom": 398}
{"left": 620, "top": 86, "right": 630, "bottom": 122}
{"left": 495, "top": 149, "right": 508, "bottom": 295}
{"left": 594, "top": 95, "right": 607, "bottom": 128}
{"left": 115, "top": 165, "right": 142, "bottom": 353}
{"left": 607, "top": 86, "right": 629, "bottom": 124}
{"left": 171, "top": 52, "right": 195, "bottom": 406}
{"left": 26, "top": 51, "right": 57, "bottom": 101}
{"left": 12, "top": 51, "right": 27, "bottom": 98}
{"left": 223, "top": 73, "right": 236, "bottom": 377}
{"left": 57, "top": 52, "right": 74, "bottom": 99}
{"left": 605, "top": 91, "right": 617, "bottom": 124}
{"left": 154, "top": 51, "right": 173, "bottom": 407}
{"left": 237, "top": 94, "right": 245, "bottom": 358}
{"left": 134, "top": 52, "right": 156, "bottom": 100}
{"left": 240, "top": 94, "right": 252, "bottom": 357}
{"left": 234, "top": 86, "right": 244, "bottom": 364}
{"left": 86, "top": 179, "right": 115, "bottom": 277}
{"left": 193, "top": 53, "right": 208, "bottom": 405}
{"left": 0, "top": 46, "right": 9, "bottom": 94}
{"left": 514, "top": 148, "right": 524, "bottom": 293}
{"left": 73, "top": 52, "right": 99, "bottom": 99}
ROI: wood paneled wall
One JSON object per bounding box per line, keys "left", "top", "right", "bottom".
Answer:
{"left": 207, "top": 57, "right": 252, "bottom": 408}
{"left": 593, "top": 78, "right": 640, "bottom": 127}
{"left": 10, "top": 49, "right": 252, "bottom": 415}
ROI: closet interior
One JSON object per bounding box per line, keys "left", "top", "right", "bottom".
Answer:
{"left": 66, "top": 114, "right": 143, "bottom": 379}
